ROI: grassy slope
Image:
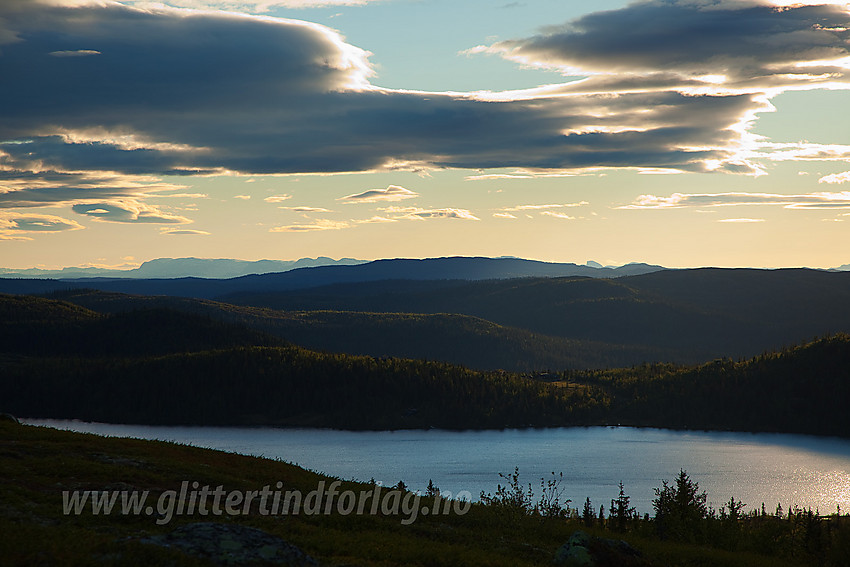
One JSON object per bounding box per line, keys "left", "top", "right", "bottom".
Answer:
{"left": 0, "top": 420, "right": 797, "bottom": 567}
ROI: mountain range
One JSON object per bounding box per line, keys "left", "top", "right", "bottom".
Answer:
{"left": 0, "top": 256, "right": 666, "bottom": 298}
{"left": 4, "top": 256, "right": 850, "bottom": 369}
{"left": 0, "top": 256, "right": 363, "bottom": 279}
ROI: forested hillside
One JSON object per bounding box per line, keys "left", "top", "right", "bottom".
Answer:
{"left": 3, "top": 293, "right": 850, "bottom": 436}
{"left": 223, "top": 269, "right": 850, "bottom": 364}
{"left": 49, "top": 289, "right": 671, "bottom": 371}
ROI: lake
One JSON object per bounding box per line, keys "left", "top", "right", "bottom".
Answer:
{"left": 26, "top": 420, "right": 850, "bottom": 515}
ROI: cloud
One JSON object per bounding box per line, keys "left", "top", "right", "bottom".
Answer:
{"left": 622, "top": 191, "right": 850, "bottom": 209}
{"left": 233, "top": 195, "right": 252, "bottom": 199}
{"left": 493, "top": 212, "right": 517, "bottom": 219}
{"left": 541, "top": 211, "right": 575, "bottom": 219}
{"left": 819, "top": 171, "right": 850, "bottom": 184}
{"left": 717, "top": 218, "right": 766, "bottom": 223}
{"left": 269, "top": 218, "right": 350, "bottom": 232}
{"left": 500, "top": 202, "right": 588, "bottom": 211}
{"left": 264, "top": 195, "right": 293, "bottom": 203}
{"left": 49, "top": 50, "right": 101, "bottom": 57}
{"left": 71, "top": 201, "right": 191, "bottom": 223}
{"left": 475, "top": 0, "right": 850, "bottom": 93}
{"left": 378, "top": 206, "right": 480, "bottom": 221}
{"left": 150, "top": 192, "right": 209, "bottom": 199}
{"left": 121, "top": 0, "right": 382, "bottom": 12}
{"left": 160, "top": 229, "right": 211, "bottom": 235}
{"left": 0, "top": 211, "right": 84, "bottom": 240}
{"left": 353, "top": 215, "right": 397, "bottom": 224}
{"left": 0, "top": 0, "right": 789, "bottom": 189}
{"left": 465, "top": 173, "right": 533, "bottom": 181}
{"left": 0, "top": 0, "right": 847, "bottom": 226}
{"left": 338, "top": 185, "right": 419, "bottom": 203}
{"left": 279, "top": 206, "right": 333, "bottom": 212}
{"left": 0, "top": 160, "right": 187, "bottom": 209}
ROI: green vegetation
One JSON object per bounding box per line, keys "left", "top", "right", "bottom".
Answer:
{"left": 3, "top": 421, "right": 845, "bottom": 567}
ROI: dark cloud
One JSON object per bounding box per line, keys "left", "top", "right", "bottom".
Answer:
{"left": 1, "top": 0, "right": 845, "bottom": 214}
{"left": 480, "top": 0, "right": 850, "bottom": 91}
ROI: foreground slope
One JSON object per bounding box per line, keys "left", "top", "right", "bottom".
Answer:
{"left": 2, "top": 420, "right": 817, "bottom": 567}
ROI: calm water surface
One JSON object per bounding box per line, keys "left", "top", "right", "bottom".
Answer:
{"left": 27, "top": 420, "right": 850, "bottom": 514}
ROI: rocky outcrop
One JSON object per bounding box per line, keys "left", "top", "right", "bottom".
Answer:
{"left": 141, "top": 522, "right": 317, "bottom": 566}
{"left": 554, "top": 530, "right": 652, "bottom": 567}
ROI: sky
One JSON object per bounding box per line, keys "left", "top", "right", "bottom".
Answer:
{"left": 1, "top": 0, "right": 850, "bottom": 270}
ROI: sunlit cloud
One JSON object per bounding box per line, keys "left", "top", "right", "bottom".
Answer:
{"left": 160, "top": 228, "right": 211, "bottom": 235}
{"left": 279, "top": 206, "right": 333, "bottom": 212}
{"left": 717, "top": 218, "right": 766, "bottom": 223}
{"left": 819, "top": 171, "right": 850, "bottom": 184}
{"left": 500, "top": 202, "right": 588, "bottom": 212}
{"left": 465, "top": 173, "right": 533, "bottom": 181}
{"left": 149, "top": 192, "right": 209, "bottom": 199}
{"left": 622, "top": 191, "right": 850, "bottom": 210}
{"left": 378, "top": 206, "right": 480, "bottom": 221}
{"left": 71, "top": 201, "right": 191, "bottom": 223}
{"left": 0, "top": 211, "right": 84, "bottom": 240}
{"left": 49, "top": 49, "right": 101, "bottom": 57}
{"left": 338, "top": 185, "right": 418, "bottom": 203}
{"left": 264, "top": 195, "right": 293, "bottom": 203}
{"left": 541, "top": 211, "right": 576, "bottom": 220}
{"left": 233, "top": 194, "right": 252, "bottom": 199}
{"left": 353, "top": 215, "right": 398, "bottom": 224}
{"left": 269, "top": 218, "right": 350, "bottom": 232}
{"left": 493, "top": 212, "right": 517, "bottom": 219}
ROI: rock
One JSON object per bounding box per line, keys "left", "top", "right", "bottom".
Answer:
{"left": 141, "top": 522, "right": 317, "bottom": 566}
{"left": 554, "top": 531, "right": 595, "bottom": 567}
{"left": 554, "top": 530, "right": 651, "bottom": 567}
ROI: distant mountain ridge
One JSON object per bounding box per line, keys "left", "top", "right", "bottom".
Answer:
{"left": 0, "top": 256, "right": 666, "bottom": 297}
{"left": 0, "top": 256, "right": 364, "bottom": 279}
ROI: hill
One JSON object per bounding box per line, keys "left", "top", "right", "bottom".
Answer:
{"left": 3, "top": 294, "right": 850, "bottom": 437}
{"left": 582, "top": 334, "right": 850, "bottom": 437}
{"left": 223, "top": 269, "right": 850, "bottom": 364}
{"left": 49, "top": 289, "right": 674, "bottom": 371}
{"left": 0, "top": 294, "right": 592, "bottom": 429}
